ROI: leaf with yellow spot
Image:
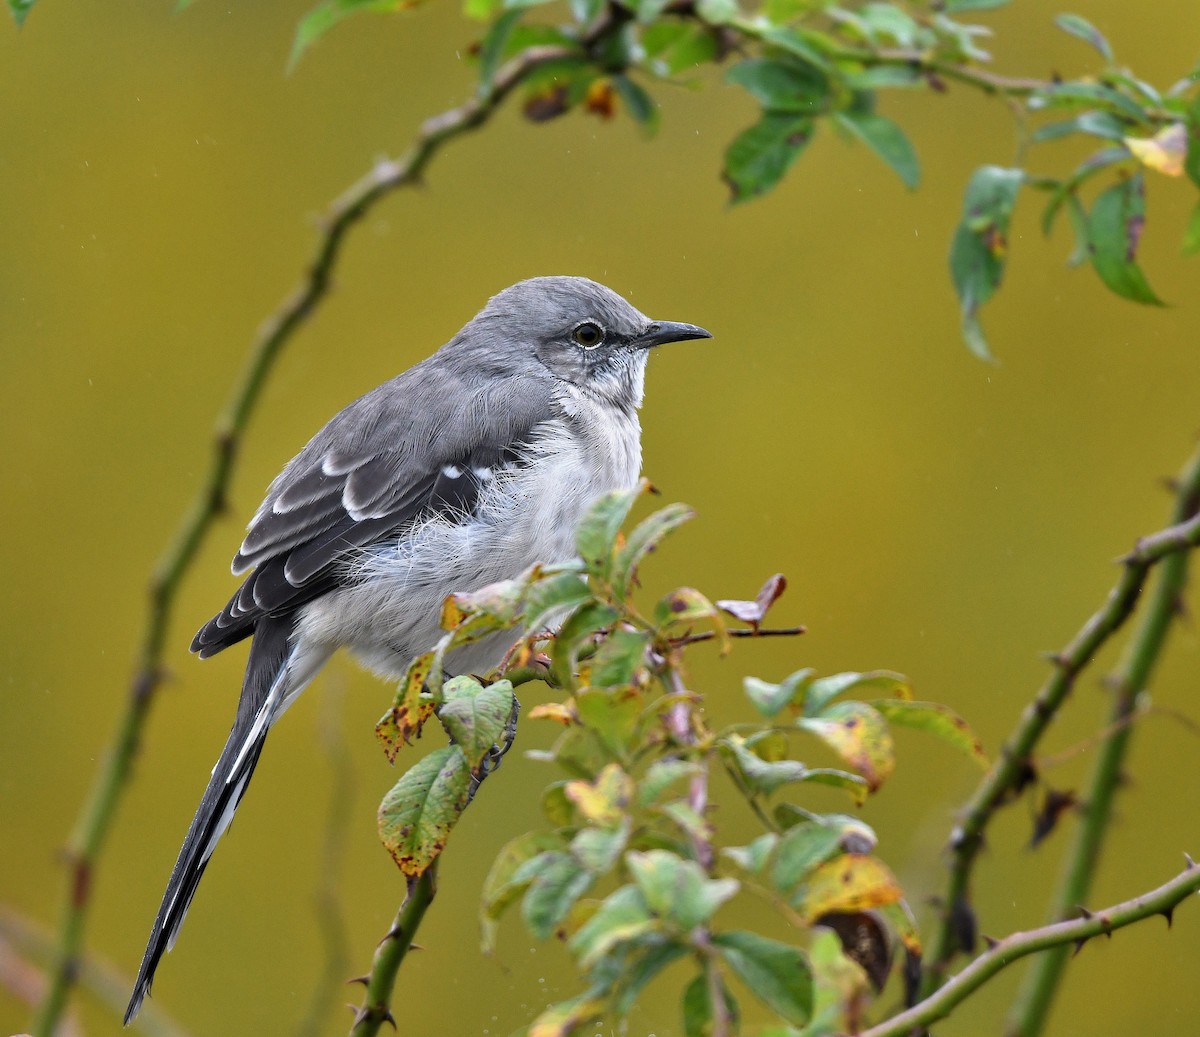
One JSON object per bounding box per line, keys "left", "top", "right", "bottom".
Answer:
{"left": 797, "top": 701, "right": 895, "bottom": 791}
{"left": 528, "top": 701, "right": 576, "bottom": 725}
{"left": 796, "top": 854, "right": 903, "bottom": 921}
{"left": 565, "top": 762, "right": 634, "bottom": 826}
{"left": 1125, "top": 123, "right": 1188, "bottom": 177}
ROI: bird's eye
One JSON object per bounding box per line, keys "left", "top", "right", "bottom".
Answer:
{"left": 572, "top": 322, "right": 605, "bottom": 348}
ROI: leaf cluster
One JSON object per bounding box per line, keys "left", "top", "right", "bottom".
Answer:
{"left": 373, "top": 481, "right": 987, "bottom": 1035}
{"left": 253, "top": 0, "right": 1200, "bottom": 360}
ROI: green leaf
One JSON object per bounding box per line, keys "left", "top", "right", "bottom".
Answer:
{"left": 859, "top": 2, "right": 923, "bottom": 48}
{"left": 795, "top": 768, "right": 869, "bottom": 805}
{"left": 290, "top": 0, "right": 408, "bottom": 72}
{"left": 722, "top": 832, "right": 778, "bottom": 875}
{"left": 1054, "top": 13, "right": 1113, "bottom": 63}
{"left": 575, "top": 481, "right": 647, "bottom": 578}
{"left": 626, "top": 850, "right": 740, "bottom": 930}
{"left": 1087, "top": 173, "right": 1165, "bottom": 304}
{"left": 744, "top": 668, "right": 814, "bottom": 718}
{"left": 481, "top": 831, "right": 567, "bottom": 953}
{"left": 723, "top": 113, "right": 815, "bottom": 204}
{"left": 522, "top": 570, "right": 592, "bottom": 635}
{"left": 642, "top": 21, "right": 718, "bottom": 77}
{"left": 696, "top": 0, "right": 737, "bottom": 24}
{"left": 948, "top": 165, "right": 1024, "bottom": 360}
{"left": 870, "top": 699, "right": 988, "bottom": 767}
{"left": 568, "top": 884, "right": 655, "bottom": 966}
{"left": 477, "top": 8, "right": 523, "bottom": 90}
{"left": 576, "top": 687, "right": 643, "bottom": 756}
{"left": 771, "top": 823, "right": 849, "bottom": 893}
{"left": 612, "top": 74, "right": 660, "bottom": 133}
{"left": 588, "top": 627, "right": 650, "bottom": 688}
{"left": 522, "top": 851, "right": 595, "bottom": 939}
{"left": 712, "top": 930, "right": 813, "bottom": 1024}
{"left": 439, "top": 677, "right": 515, "bottom": 769}
{"left": 726, "top": 58, "right": 830, "bottom": 113}
{"left": 551, "top": 600, "right": 619, "bottom": 689}
{"left": 1029, "top": 82, "right": 1148, "bottom": 124}
{"left": 613, "top": 502, "right": 694, "bottom": 597}
{"left": 1040, "top": 146, "right": 1128, "bottom": 236}
{"left": 612, "top": 940, "right": 690, "bottom": 1015}
{"left": 571, "top": 821, "right": 630, "bottom": 874}
{"left": 836, "top": 110, "right": 920, "bottom": 189}
{"left": 802, "top": 670, "right": 910, "bottom": 717}
{"left": 7, "top": 0, "right": 35, "bottom": 27}
{"left": 721, "top": 735, "right": 811, "bottom": 795}
{"left": 683, "top": 972, "right": 723, "bottom": 1037}
{"left": 377, "top": 746, "right": 471, "bottom": 875}
{"left": 797, "top": 701, "right": 895, "bottom": 791}
{"left": 1185, "top": 98, "right": 1200, "bottom": 188}
{"left": 638, "top": 759, "right": 703, "bottom": 807}
{"left": 1030, "top": 111, "right": 1127, "bottom": 144}
{"left": 943, "top": 0, "right": 1008, "bottom": 9}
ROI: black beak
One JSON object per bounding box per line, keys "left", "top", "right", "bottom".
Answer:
{"left": 635, "top": 320, "right": 712, "bottom": 349}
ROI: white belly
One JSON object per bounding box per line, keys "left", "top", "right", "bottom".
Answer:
{"left": 294, "top": 406, "right": 642, "bottom": 678}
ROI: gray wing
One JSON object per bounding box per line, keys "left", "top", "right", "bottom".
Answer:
{"left": 192, "top": 359, "right": 553, "bottom": 657}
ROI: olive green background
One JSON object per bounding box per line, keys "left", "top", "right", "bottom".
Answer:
{"left": 2, "top": 1, "right": 1199, "bottom": 1034}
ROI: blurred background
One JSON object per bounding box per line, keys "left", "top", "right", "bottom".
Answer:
{"left": 2, "top": 1, "right": 1199, "bottom": 1034}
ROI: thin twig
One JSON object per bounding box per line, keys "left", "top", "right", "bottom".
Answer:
{"left": 1006, "top": 445, "right": 1200, "bottom": 1037}
{"left": 34, "top": 18, "right": 617, "bottom": 1035}
{"left": 862, "top": 859, "right": 1200, "bottom": 1037}
{"left": 671, "top": 625, "right": 806, "bottom": 648}
{"left": 921, "top": 443, "right": 1200, "bottom": 996}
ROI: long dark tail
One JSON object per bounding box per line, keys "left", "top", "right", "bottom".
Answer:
{"left": 124, "top": 617, "right": 294, "bottom": 1024}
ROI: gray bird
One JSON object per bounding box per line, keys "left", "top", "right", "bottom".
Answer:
{"left": 125, "top": 275, "right": 710, "bottom": 1021}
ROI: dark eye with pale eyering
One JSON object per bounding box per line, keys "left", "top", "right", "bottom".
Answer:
{"left": 572, "top": 322, "right": 605, "bottom": 348}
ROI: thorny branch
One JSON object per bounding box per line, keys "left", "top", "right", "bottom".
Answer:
{"left": 921, "top": 443, "right": 1200, "bottom": 997}
{"left": 1007, "top": 444, "right": 1200, "bottom": 1037}
{"left": 861, "top": 859, "right": 1200, "bottom": 1037}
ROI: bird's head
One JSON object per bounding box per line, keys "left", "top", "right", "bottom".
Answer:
{"left": 462, "top": 276, "right": 711, "bottom": 412}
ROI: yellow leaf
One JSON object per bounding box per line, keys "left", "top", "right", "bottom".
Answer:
{"left": 799, "top": 854, "right": 903, "bottom": 921}
{"left": 528, "top": 701, "right": 575, "bottom": 725}
{"left": 1124, "top": 123, "right": 1187, "bottom": 177}
{"left": 564, "top": 763, "right": 634, "bottom": 826}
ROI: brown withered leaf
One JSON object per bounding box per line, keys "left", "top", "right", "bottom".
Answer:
{"left": 1031, "top": 788, "right": 1080, "bottom": 848}
{"left": 524, "top": 86, "right": 570, "bottom": 123}
{"left": 815, "top": 910, "right": 893, "bottom": 993}
{"left": 716, "top": 573, "right": 788, "bottom": 630}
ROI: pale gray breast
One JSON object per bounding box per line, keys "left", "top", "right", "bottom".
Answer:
{"left": 298, "top": 393, "right": 643, "bottom": 678}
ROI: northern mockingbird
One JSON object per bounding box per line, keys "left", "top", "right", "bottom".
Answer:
{"left": 125, "top": 275, "right": 710, "bottom": 1021}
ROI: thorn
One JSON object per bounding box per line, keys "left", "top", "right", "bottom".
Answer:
{"left": 1185, "top": 852, "right": 1197, "bottom": 869}
{"left": 1076, "top": 905, "right": 1094, "bottom": 920}
{"left": 1072, "top": 936, "right": 1089, "bottom": 957}
{"left": 409, "top": 942, "right": 425, "bottom": 951}
{"left": 383, "top": 1010, "right": 398, "bottom": 1030}
{"left": 982, "top": 934, "right": 999, "bottom": 950}
{"left": 379, "top": 925, "right": 404, "bottom": 946}
{"left": 347, "top": 975, "right": 370, "bottom": 987}
{"left": 1161, "top": 908, "right": 1175, "bottom": 929}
